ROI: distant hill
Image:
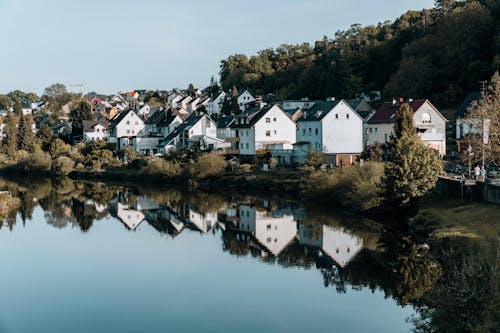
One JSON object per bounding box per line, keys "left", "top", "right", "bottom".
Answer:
{"left": 219, "top": 0, "right": 500, "bottom": 108}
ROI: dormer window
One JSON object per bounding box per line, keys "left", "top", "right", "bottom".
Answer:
{"left": 422, "top": 112, "right": 431, "bottom": 124}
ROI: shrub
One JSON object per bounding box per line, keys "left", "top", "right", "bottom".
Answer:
{"left": 239, "top": 164, "right": 252, "bottom": 173}
{"left": 52, "top": 156, "right": 75, "bottom": 176}
{"left": 140, "top": 158, "right": 182, "bottom": 179}
{"left": 27, "top": 146, "right": 52, "bottom": 173}
{"left": 50, "top": 138, "right": 71, "bottom": 157}
{"left": 301, "top": 162, "right": 384, "bottom": 211}
{"left": 16, "top": 150, "right": 30, "bottom": 161}
{"left": 191, "top": 152, "right": 226, "bottom": 179}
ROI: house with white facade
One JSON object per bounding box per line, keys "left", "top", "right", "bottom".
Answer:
{"left": 366, "top": 99, "right": 447, "bottom": 156}
{"left": 296, "top": 99, "right": 364, "bottom": 166}
{"left": 206, "top": 92, "right": 226, "bottom": 115}
{"left": 238, "top": 205, "right": 298, "bottom": 256}
{"left": 157, "top": 114, "right": 220, "bottom": 153}
{"left": 228, "top": 104, "right": 296, "bottom": 156}
{"left": 299, "top": 225, "right": 364, "bottom": 267}
{"left": 82, "top": 118, "right": 109, "bottom": 142}
{"left": 108, "top": 109, "right": 145, "bottom": 150}
{"left": 238, "top": 90, "right": 256, "bottom": 111}
{"left": 454, "top": 92, "right": 481, "bottom": 153}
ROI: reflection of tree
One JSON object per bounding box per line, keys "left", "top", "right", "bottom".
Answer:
{"left": 221, "top": 229, "right": 250, "bottom": 257}
{"left": 378, "top": 228, "right": 442, "bottom": 305}
{"left": 412, "top": 237, "right": 499, "bottom": 333}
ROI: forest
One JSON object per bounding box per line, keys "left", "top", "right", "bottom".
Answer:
{"left": 219, "top": 0, "right": 500, "bottom": 108}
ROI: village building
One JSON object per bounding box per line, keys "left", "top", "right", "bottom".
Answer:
{"left": 366, "top": 99, "right": 447, "bottom": 156}
{"left": 82, "top": 118, "right": 109, "bottom": 142}
{"left": 108, "top": 109, "right": 145, "bottom": 150}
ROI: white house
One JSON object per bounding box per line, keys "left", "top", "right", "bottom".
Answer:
{"left": 299, "top": 224, "right": 364, "bottom": 267}
{"left": 229, "top": 104, "right": 296, "bottom": 155}
{"left": 238, "top": 90, "right": 256, "bottom": 111}
{"left": 207, "top": 92, "right": 226, "bottom": 115}
{"left": 238, "top": 205, "right": 297, "bottom": 256}
{"left": 366, "top": 99, "right": 447, "bottom": 156}
{"left": 157, "top": 114, "right": 219, "bottom": 153}
{"left": 108, "top": 109, "right": 145, "bottom": 150}
{"left": 82, "top": 118, "right": 109, "bottom": 142}
{"left": 297, "top": 99, "right": 364, "bottom": 166}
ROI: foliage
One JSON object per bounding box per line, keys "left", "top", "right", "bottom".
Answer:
{"left": 37, "top": 123, "right": 53, "bottom": 151}
{"left": 4, "top": 110, "right": 17, "bottom": 158}
{"left": 190, "top": 152, "right": 227, "bottom": 179}
{"left": 239, "top": 163, "right": 252, "bottom": 173}
{"left": 43, "top": 83, "right": 67, "bottom": 98}
{"left": 50, "top": 138, "right": 71, "bottom": 157}
{"left": 219, "top": 2, "right": 498, "bottom": 107}
{"left": 140, "top": 158, "right": 182, "bottom": 179}
{"left": 361, "top": 144, "right": 384, "bottom": 162}
{"left": 465, "top": 71, "right": 500, "bottom": 164}
{"left": 382, "top": 104, "right": 442, "bottom": 208}
{"left": 52, "top": 156, "right": 75, "bottom": 176}
{"left": 0, "top": 94, "right": 12, "bottom": 110}
{"left": 18, "top": 114, "right": 35, "bottom": 151}
{"left": 301, "top": 162, "right": 384, "bottom": 210}
{"left": 22, "top": 146, "right": 52, "bottom": 173}
{"left": 306, "top": 151, "right": 323, "bottom": 170}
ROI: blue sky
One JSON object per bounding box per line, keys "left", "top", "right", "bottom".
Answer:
{"left": 0, "top": 0, "right": 434, "bottom": 95}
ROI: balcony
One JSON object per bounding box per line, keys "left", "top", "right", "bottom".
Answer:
{"left": 224, "top": 149, "right": 240, "bottom": 155}
{"left": 226, "top": 137, "right": 240, "bottom": 142}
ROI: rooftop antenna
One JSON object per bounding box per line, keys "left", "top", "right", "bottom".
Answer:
{"left": 69, "top": 82, "right": 84, "bottom": 97}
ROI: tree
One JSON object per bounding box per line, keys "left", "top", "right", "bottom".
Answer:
{"left": 220, "top": 94, "right": 232, "bottom": 116}
{"left": 43, "top": 83, "right": 67, "bottom": 98}
{"left": 230, "top": 86, "right": 241, "bottom": 115}
{"left": 187, "top": 83, "right": 196, "bottom": 97}
{"left": 70, "top": 101, "right": 95, "bottom": 138}
{"left": 13, "top": 101, "right": 22, "bottom": 117}
{"left": 208, "top": 76, "right": 220, "bottom": 98}
{"left": 0, "top": 95, "right": 12, "bottom": 110}
{"left": 36, "top": 123, "right": 53, "bottom": 151}
{"left": 465, "top": 71, "right": 500, "bottom": 164}
{"left": 18, "top": 114, "right": 35, "bottom": 151}
{"left": 4, "top": 110, "right": 18, "bottom": 158}
{"left": 382, "top": 103, "right": 442, "bottom": 208}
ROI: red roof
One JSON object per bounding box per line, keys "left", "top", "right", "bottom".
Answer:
{"left": 367, "top": 99, "right": 427, "bottom": 124}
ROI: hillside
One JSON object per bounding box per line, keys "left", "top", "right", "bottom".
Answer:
{"left": 219, "top": 0, "right": 500, "bottom": 108}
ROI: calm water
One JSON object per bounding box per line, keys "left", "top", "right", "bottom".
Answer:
{"left": 0, "top": 178, "right": 498, "bottom": 333}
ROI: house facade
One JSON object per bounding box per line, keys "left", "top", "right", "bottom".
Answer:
{"left": 366, "top": 99, "right": 447, "bottom": 156}
{"left": 229, "top": 104, "right": 296, "bottom": 155}
{"left": 82, "top": 119, "right": 109, "bottom": 142}
{"left": 108, "top": 109, "right": 145, "bottom": 150}
{"left": 206, "top": 92, "right": 226, "bottom": 115}
{"left": 237, "top": 90, "right": 255, "bottom": 111}
{"left": 297, "top": 100, "right": 364, "bottom": 166}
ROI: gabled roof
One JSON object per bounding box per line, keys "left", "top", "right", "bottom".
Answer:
{"left": 230, "top": 104, "right": 274, "bottom": 129}
{"left": 298, "top": 100, "right": 342, "bottom": 121}
{"left": 158, "top": 114, "right": 205, "bottom": 147}
{"left": 144, "top": 109, "right": 165, "bottom": 125}
{"left": 83, "top": 118, "right": 109, "bottom": 132}
{"left": 216, "top": 116, "right": 235, "bottom": 128}
{"left": 367, "top": 99, "right": 427, "bottom": 124}
{"left": 109, "top": 109, "right": 141, "bottom": 127}
{"left": 455, "top": 92, "right": 481, "bottom": 119}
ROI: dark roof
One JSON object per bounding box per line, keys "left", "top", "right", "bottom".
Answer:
{"left": 21, "top": 102, "right": 32, "bottom": 109}
{"left": 230, "top": 104, "right": 274, "bottom": 129}
{"left": 298, "top": 100, "right": 341, "bottom": 121}
{"left": 83, "top": 119, "right": 109, "bottom": 132}
{"left": 216, "top": 116, "right": 235, "bottom": 128}
{"left": 346, "top": 98, "right": 364, "bottom": 109}
{"left": 144, "top": 109, "right": 165, "bottom": 125}
{"left": 455, "top": 92, "right": 481, "bottom": 119}
{"left": 110, "top": 109, "right": 139, "bottom": 127}
{"left": 367, "top": 99, "right": 427, "bottom": 124}
{"left": 158, "top": 115, "right": 204, "bottom": 147}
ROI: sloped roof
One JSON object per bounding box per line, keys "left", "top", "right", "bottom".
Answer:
{"left": 367, "top": 99, "right": 427, "bottom": 124}
{"left": 144, "top": 109, "right": 165, "bottom": 125}
{"left": 230, "top": 104, "right": 274, "bottom": 129}
{"left": 298, "top": 100, "right": 341, "bottom": 121}
{"left": 455, "top": 92, "right": 481, "bottom": 119}
{"left": 216, "top": 116, "right": 235, "bottom": 128}
{"left": 83, "top": 118, "right": 109, "bottom": 132}
{"left": 158, "top": 115, "right": 203, "bottom": 147}
{"left": 110, "top": 109, "right": 140, "bottom": 127}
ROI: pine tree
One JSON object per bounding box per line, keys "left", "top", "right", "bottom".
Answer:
{"left": 382, "top": 103, "right": 442, "bottom": 208}
{"left": 13, "top": 101, "right": 22, "bottom": 117}
{"left": 36, "top": 123, "right": 53, "bottom": 151}
{"left": 230, "top": 86, "right": 241, "bottom": 115}
{"left": 18, "top": 114, "right": 35, "bottom": 151}
{"left": 4, "top": 110, "right": 18, "bottom": 158}
{"left": 221, "top": 95, "right": 232, "bottom": 116}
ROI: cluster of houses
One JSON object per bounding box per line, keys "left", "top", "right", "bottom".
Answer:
{"left": 81, "top": 88, "right": 448, "bottom": 166}
{"left": 1, "top": 85, "right": 456, "bottom": 165}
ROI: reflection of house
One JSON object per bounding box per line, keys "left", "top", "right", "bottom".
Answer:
{"left": 237, "top": 205, "right": 297, "bottom": 256}
{"left": 299, "top": 225, "right": 363, "bottom": 267}
{"left": 186, "top": 209, "right": 217, "bottom": 233}
{"left": 116, "top": 202, "right": 145, "bottom": 230}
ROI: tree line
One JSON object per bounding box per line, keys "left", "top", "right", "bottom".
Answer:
{"left": 219, "top": 0, "right": 500, "bottom": 108}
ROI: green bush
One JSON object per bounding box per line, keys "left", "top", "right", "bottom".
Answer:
{"left": 190, "top": 152, "right": 226, "bottom": 179}
{"left": 24, "top": 146, "right": 52, "bottom": 173}
{"left": 50, "top": 138, "right": 71, "bottom": 157}
{"left": 301, "top": 162, "right": 384, "bottom": 211}
{"left": 52, "top": 156, "right": 75, "bottom": 176}
{"left": 16, "top": 150, "right": 30, "bottom": 161}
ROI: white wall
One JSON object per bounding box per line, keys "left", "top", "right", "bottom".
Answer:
{"left": 115, "top": 111, "right": 145, "bottom": 138}
{"left": 83, "top": 124, "right": 108, "bottom": 142}
{"left": 322, "top": 101, "right": 363, "bottom": 154}
{"left": 253, "top": 105, "right": 296, "bottom": 153}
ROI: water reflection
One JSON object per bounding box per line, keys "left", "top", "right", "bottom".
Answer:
{"left": 0, "top": 177, "right": 498, "bottom": 332}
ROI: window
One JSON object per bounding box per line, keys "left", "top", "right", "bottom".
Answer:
{"left": 126, "top": 129, "right": 130, "bottom": 134}
{"left": 346, "top": 114, "right": 350, "bottom": 119}
{"left": 422, "top": 112, "right": 431, "bottom": 124}
{"left": 273, "top": 118, "right": 276, "bottom": 122}
{"left": 135, "top": 121, "right": 139, "bottom": 125}
{"left": 335, "top": 114, "right": 339, "bottom": 119}
{"left": 266, "top": 224, "right": 272, "bottom": 230}
{"left": 126, "top": 121, "right": 130, "bottom": 125}
{"left": 315, "top": 128, "right": 318, "bottom": 135}
{"left": 308, "top": 128, "right": 312, "bottom": 135}
{"left": 369, "top": 127, "right": 373, "bottom": 133}
{"left": 374, "top": 127, "right": 378, "bottom": 133}
{"left": 274, "top": 130, "right": 277, "bottom": 134}
{"left": 266, "top": 117, "right": 270, "bottom": 123}
{"left": 266, "top": 130, "right": 270, "bottom": 136}
{"left": 303, "top": 129, "right": 306, "bottom": 135}
{"left": 246, "top": 143, "right": 249, "bottom": 149}
{"left": 267, "top": 237, "right": 272, "bottom": 243}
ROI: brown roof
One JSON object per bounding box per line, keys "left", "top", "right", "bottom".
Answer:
{"left": 367, "top": 99, "right": 427, "bottom": 124}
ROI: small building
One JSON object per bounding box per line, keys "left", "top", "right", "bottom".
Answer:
{"left": 366, "top": 99, "right": 447, "bottom": 156}
{"left": 454, "top": 92, "right": 482, "bottom": 152}
{"left": 108, "top": 109, "right": 145, "bottom": 150}
{"left": 206, "top": 92, "right": 226, "bottom": 115}
{"left": 237, "top": 89, "right": 256, "bottom": 111}
{"left": 82, "top": 118, "right": 109, "bottom": 142}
